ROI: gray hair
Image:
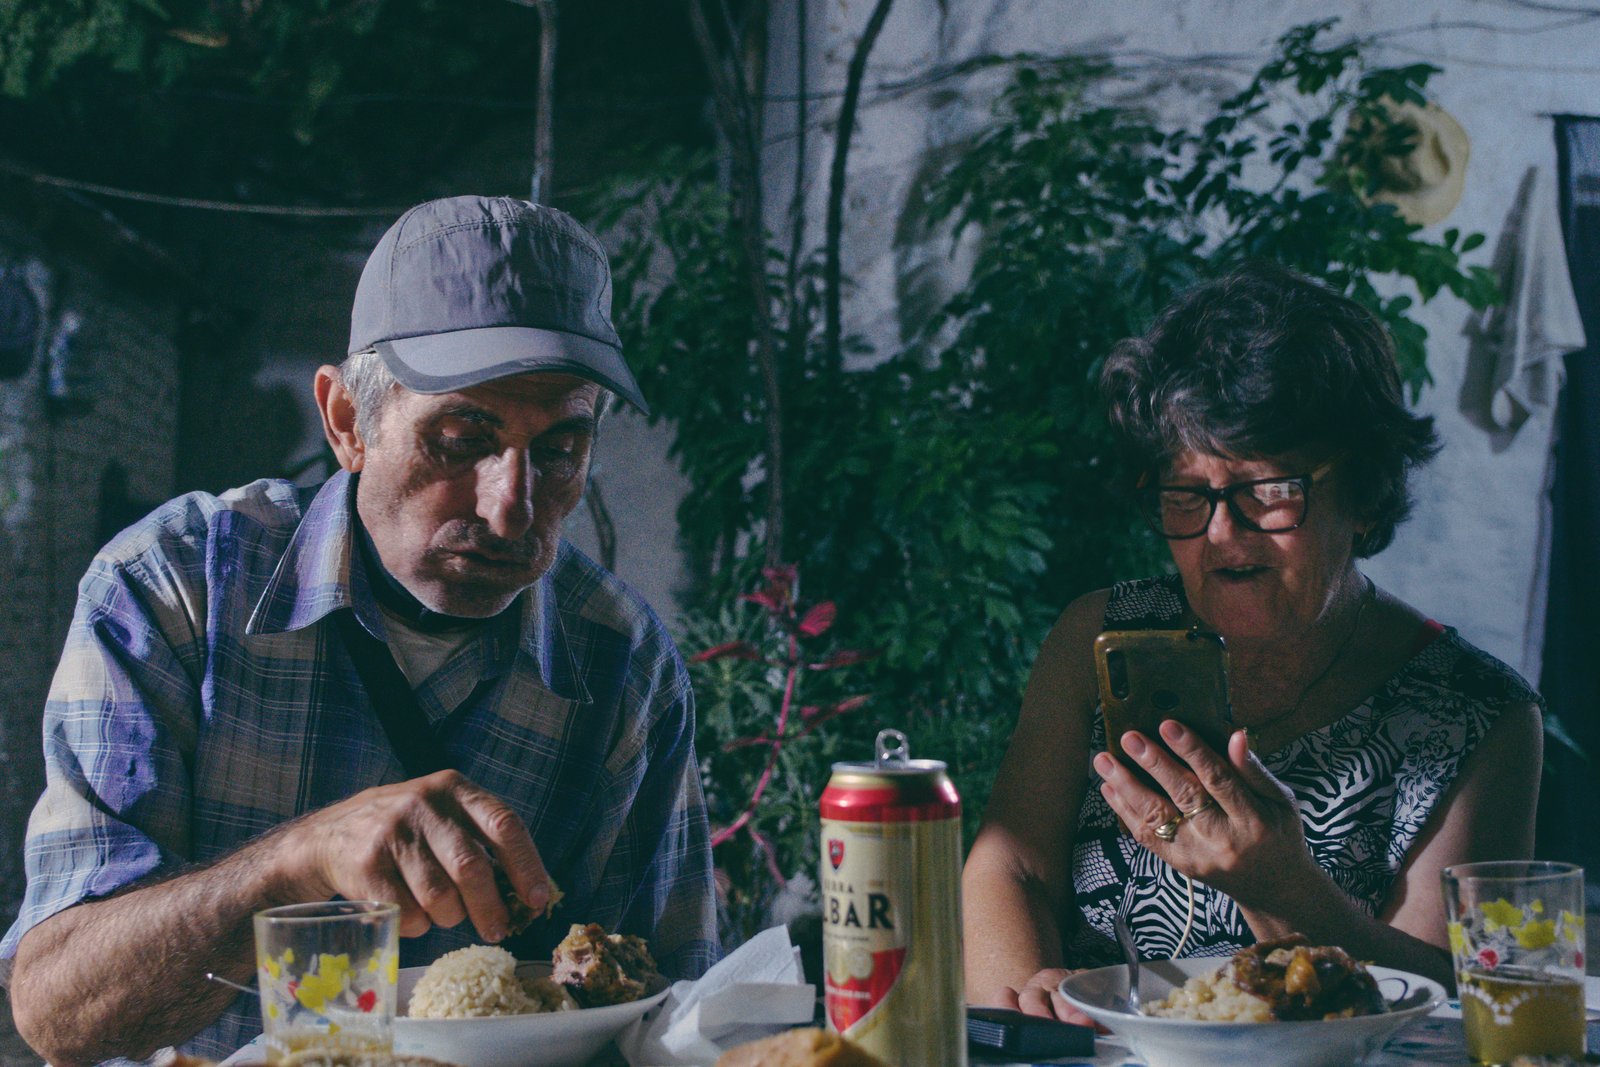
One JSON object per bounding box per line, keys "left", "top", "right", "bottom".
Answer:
{"left": 1100, "top": 263, "right": 1439, "bottom": 558}
{"left": 338, "top": 348, "right": 614, "bottom": 445}
{"left": 338, "top": 348, "right": 400, "bottom": 443}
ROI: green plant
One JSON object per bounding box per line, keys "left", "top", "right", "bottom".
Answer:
{"left": 687, "top": 563, "right": 875, "bottom": 944}
{"left": 586, "top": 21, "right": 1502, "bottom": 916}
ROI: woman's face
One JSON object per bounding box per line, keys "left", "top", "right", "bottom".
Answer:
{"left": 1162, "top": 450, "right": 1365, "bottom": 641}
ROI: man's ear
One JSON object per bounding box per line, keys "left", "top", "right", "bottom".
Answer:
{"left": 314, "top": 365, "right": 366, "bottom": 472}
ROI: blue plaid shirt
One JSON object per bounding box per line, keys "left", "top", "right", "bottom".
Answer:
{"left": 1, "top": 471, "right": 716, "bottom": 1058}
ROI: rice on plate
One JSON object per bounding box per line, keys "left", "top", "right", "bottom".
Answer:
{"left": 406, "top": 945, "right": 576, "bottom": 1019}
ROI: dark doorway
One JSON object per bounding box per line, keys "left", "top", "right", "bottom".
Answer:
{"left": 1536, "top": 116, "right": 1600, "bottom": 891}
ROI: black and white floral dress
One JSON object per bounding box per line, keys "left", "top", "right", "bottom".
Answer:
{"left": 1066, "top": 574, "right": 1541, "bottom": 965}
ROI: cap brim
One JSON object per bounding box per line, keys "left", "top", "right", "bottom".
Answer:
{"left": 374, "top": 325, "right": 648, "bottom": 415}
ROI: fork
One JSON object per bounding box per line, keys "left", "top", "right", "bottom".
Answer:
{"left": 1112, "top": 915, "right": 1142, "bottom": 1015}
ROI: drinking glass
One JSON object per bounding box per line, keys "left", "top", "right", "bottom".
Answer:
{"left": 1441, "top": 861, "right": 1586, "bottom": 1064}
{"left": 254, "top": 901, "right": 400, "bottom": 1063}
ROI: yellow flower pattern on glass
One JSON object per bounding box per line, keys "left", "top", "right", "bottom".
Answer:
{"left": 1480, "top": 898, "right": 1523, "bottom": 932}
{"left": 1454, "top": 896, "right": 1583, "bottom": 970}
{"left": 1514, "top": 918, "right": 1556, "bottom": 949}
{"left": 293, "top": 952, "right": 353, "bottom": 1013}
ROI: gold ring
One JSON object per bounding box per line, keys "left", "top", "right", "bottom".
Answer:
{"left": 1153, "top": 798, "right": 1215, "bottom": 842}
{"left": 1182, "top": 798, "right": 1216, "bottom": 821}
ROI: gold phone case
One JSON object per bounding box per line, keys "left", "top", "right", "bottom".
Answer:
{"left": 1094, "top": 628, "right": 1233, "bottom": 780}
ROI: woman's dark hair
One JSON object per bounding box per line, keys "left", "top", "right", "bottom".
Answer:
{"left": 1099, "top": 262, "right": 1439, "bottom": 557}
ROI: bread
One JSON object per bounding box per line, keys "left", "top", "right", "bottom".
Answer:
{"left": 714, "top": 1029, "right": 892, "bottom": 1067}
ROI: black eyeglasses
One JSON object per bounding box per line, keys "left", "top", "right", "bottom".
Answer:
{"left": 1137, "top": 461, "right": 1335, "bottom": 539}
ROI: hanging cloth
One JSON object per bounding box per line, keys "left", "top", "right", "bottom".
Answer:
{"left": 1463, "top": 165, "right": 1588, "bottom": 433}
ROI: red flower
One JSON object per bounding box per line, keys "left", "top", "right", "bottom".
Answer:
{"left": 690, "top": 641, "right": 763, "bottom": 663}
{"left": 797, "top": 602, "right": 837, "bottom": 637}
{"left": 761, "top": 564, "right": 798, "bottom": 588}
{"left": 739, "top": 588, "right": 786, "bottom": 612}
{"left": 809, "top": 648, "right": 879, "bottom": 670}
{"left": 1476, "top": 947, "right": 1500, "bottom": 969}
{"left": 358, "top": 989, "right": 377, "bottom": 1013}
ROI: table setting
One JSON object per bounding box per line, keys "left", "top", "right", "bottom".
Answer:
{"left": 216, "top": 917, "right": 1600, "bottom": 1067}
{"left": 215, "top": 741, "right": 1598, "bottom": 1067}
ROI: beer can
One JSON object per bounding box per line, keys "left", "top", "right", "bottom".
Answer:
{"left": 820, "top": 729, "right": 966, "bottom": 1067}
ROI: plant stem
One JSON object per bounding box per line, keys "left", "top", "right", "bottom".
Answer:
{"left": 709, "top": 630, "right": 800, "bottom": 850}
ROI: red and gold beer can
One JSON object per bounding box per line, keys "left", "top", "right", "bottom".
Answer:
{"left": 820, "top": 729, "right": 966, "bottom": 1067}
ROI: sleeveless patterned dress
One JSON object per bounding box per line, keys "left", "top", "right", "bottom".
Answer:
{"left": 1066, "top": 574, "right": 1541, "bottom": 966}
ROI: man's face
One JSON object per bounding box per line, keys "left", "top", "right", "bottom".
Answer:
{"left": 354, "top": 373, "right": 600, "bottom": 617}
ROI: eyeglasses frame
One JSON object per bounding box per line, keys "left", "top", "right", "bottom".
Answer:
{"left": 1137, "top": 460, "right": 1337, "bottom": 540}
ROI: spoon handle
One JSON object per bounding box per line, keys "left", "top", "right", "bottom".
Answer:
{"left": 1112, "top": 915, "right": 1142, "bottom": 1014}
{"left": 204, "top": 972, "right": 259, "bottom": 998}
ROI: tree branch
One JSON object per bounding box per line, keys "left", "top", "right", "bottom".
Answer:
{"left": 785, "top": 0, "right": 809, "bottom": 329}
{"left": 503, "top": 0, "right": 560, "bottom": 202}
{"left": 529, "top": 0, "right": 559, "bottom": 202}
{"left": 688, "top": 0, "right": 787, "bottom": 566}
{"left": 823, "top": 0, "right": 895, "bottom": 369}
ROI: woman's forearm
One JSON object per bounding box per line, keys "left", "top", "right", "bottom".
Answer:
{"left": 1236, "top": 867, "right": 1453, "bottom": 986}
{"left": 962, "top": 851, "right": 1071, "bottom": 1003}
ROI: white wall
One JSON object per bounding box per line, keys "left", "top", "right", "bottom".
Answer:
{"left": 782, "top": 0, "right": 1600, "bottom": 680}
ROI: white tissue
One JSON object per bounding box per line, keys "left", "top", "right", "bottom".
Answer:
{"left": 615, "top": 924, "right": 817, "bottom": 1065}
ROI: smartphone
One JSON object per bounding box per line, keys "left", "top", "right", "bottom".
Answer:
{"left": 1094, "top": 627, "right": 1233, "bottom": 784}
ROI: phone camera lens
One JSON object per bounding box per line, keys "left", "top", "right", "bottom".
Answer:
{"left": 1107, "top": 650, "right": 1130, "bottom": 700}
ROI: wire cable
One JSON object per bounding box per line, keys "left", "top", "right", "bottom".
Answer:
{"left": 0, "top": 158, "right": 407, "bottom": 217}
{"left": 1173, "top": 873, "right": 1198, "bottom": 958}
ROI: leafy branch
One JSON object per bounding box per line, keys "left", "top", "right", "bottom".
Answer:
{"left": 691, "top": 564, "right": 876, "bottom": 895}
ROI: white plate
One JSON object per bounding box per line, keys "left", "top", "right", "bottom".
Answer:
{"left": 394, "top": 962, "right": 669, "bottom": 1067}
{"left": 1058, "top": 957, "right": 1445, "bottom": 1067}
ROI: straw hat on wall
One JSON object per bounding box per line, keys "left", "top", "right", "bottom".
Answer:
{"left": 1354, "top": 99, "right": 1472, "bottom": 227}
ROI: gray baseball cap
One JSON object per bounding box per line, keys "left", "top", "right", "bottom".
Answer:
{"left": 349, "top": 195, "right": 647, "bottom": 413}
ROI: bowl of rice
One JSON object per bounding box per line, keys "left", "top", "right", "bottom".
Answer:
{"left": 1057, "top": 955, "right": 1445, "bottom": 1067}
{"left": 394, "top": 946, "right": 669, "bottom": 1067}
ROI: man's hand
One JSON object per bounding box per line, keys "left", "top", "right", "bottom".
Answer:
{"left": 284, "top": 769, "right": 554, "bottom": 942}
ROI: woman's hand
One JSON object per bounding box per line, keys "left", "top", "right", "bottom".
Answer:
{"left": 1093, "top": 722, "right": 1318, "bottom": 910}
{"left": 998, "top": 968, "right": 1097, "bottom": 1026}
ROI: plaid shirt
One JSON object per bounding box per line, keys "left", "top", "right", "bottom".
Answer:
{"left": 1, "top": 471, "right": 716, "bottom": 1059}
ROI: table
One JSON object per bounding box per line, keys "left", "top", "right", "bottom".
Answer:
{"left": 221, "top": 979, "right": 1600, "bottom": 1066}
{"left": 997, "top": 978, "right": 1600, "bottom": 1067}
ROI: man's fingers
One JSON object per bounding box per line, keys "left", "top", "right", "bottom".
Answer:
{"left": 345, "top": 851, "right": 431, "bottom": 938}
{"left": 418, "top": 816, "right": 510, "bottom": 943}
{"left": 456, "top": 782, "right": 550, "bottom": 912}
{"left": 394, "top": 825, "right": 473, "bottom": 933}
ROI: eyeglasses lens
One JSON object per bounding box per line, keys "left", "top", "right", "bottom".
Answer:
{"left": 1145, "top": 480, "right": 1307, "bottom": 537}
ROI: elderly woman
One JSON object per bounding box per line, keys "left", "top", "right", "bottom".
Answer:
{"left": 963, "top": 263, "right": 1543, "bottom": 1020}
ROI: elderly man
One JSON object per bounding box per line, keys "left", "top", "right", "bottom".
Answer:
{"left": 1, "top": 196, "right": 716, "bottom": 1064}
